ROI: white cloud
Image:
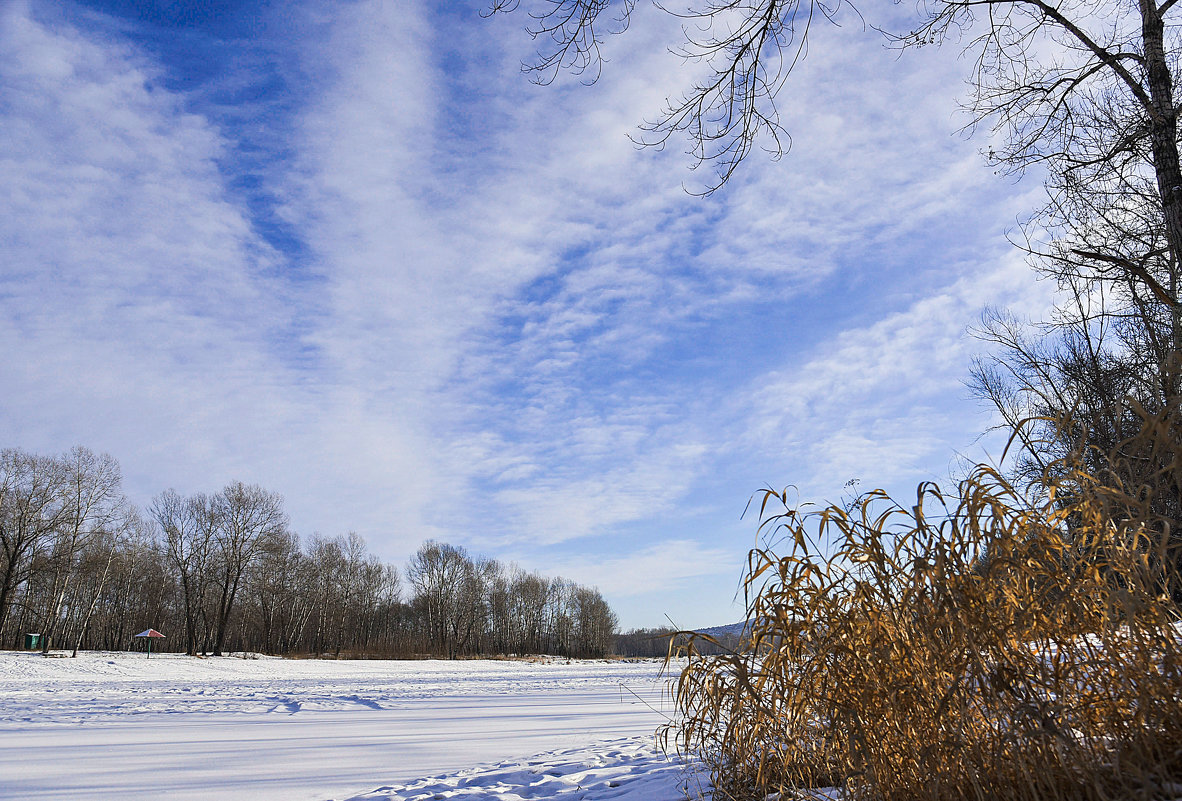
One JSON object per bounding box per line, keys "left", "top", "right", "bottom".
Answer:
{"left": 275, "top": 0, "right": 732, "bottom": 548}
{"left": 518, "top": 538, "right": 740, "bottom": 598}
{"left": 0, "top": 2, "right": 289, "bottom": 461}
{"left": 0, "top": 2, "right": 449, "bottom": 549}
{"left": 0, "top": 0, "right": 1067, "bottom": 628}
{"left": 739, "top": 250, "right": 1058, "bottom": 500}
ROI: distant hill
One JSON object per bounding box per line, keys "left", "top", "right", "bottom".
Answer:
{"left": 693, "top": 621, "right": 749, "bottom": 639}
{"left": 613, "top": 621, "right": 751, "bottom": 658}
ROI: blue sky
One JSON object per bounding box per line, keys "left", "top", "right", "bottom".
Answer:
{"left": 1, "top": 0, "right": 1056, "bottom": 628}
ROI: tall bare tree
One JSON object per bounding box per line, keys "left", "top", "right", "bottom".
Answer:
{"left": 209, "top": 482, "right": 286, "bottom": 656}
{"left": 939, "top": 1, "right": 1182, "bottom": 569}
{"left": 248, "top": 528, "right": 314, "bottom": 654}
{"left": 151, "top": 489, "right": 218, "bottom": 655}
{"left": 407, "top": 541, "right": 484, "bottom": 659}
{"left": 509, "top": 568, "right": 550, "bottom": 654}
{"left": 37, "top": 447, "right": 123, "bottom": 653}
{"left": 68, "top": 505, "right": 148, "bottom": 657}
{"left": 910, "top": 0, "right": 1182, "bottom": 327}
{"left": 0, "top": 449, "right": 63, "bottom": 642}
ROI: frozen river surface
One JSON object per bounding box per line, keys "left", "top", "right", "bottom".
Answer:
{"left": 0, "top": 652, "right": 707, "bottom": 800}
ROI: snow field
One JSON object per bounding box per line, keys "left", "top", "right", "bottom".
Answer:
{"left": 0, "top": 651, "right": 706, "bottom": 800}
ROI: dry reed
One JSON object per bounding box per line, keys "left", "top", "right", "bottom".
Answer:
{"left": 667, "top": 403, "right": 1182, "bottom": 800}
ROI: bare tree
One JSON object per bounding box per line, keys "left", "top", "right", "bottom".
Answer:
{"left": 303, "top": 532, "right": 390, "bottom": 655}
{"left": 928, "top": 1, "right": 1182, "bottom": 575}
{"left": 0, "top": 449, "right": 63, "bottom": 642}
{"left": 81, "top": 520, "right": 166, "bottom": 651}
{"left": 509, "top": 568, "right": 550, "bottom": 654}
{"left": 37, "top": 447, "right": 123, "bottom": 653}
{"left": 209, "top": 482, "right": 286, "bottom": 656}
{"left": 151, "top": 489, "right": 218, "bottom": 655}
{"left": 485, "top": 560, "right": 513, "bottom": 654}
{"left": 245, "top": 528, "right": 314, "bottom": 654}
{"left": 571, "top": 585, "right": 617, "bottom": 657}
{"left": 916, "top": 0, "right": 1182, "bottom": 446}
{"left": 407, "top": 541, "right": 482, "bottom": 658}
{"left": 68, "top": 505, "right": 149, "bottom": 657}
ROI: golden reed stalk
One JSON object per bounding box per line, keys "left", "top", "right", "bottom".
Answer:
{"left": 667, "top": 402, "right": 1182, "bottom": 800}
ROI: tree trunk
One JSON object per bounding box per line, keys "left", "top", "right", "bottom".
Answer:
{"left": 40, "top": 571, "right": 69, "bottom": 654}
{"left": 72, "top": 549, "right": 115, "bottom": 657}
{"left": 1139, "top": 0, "right": 1182, "bottom": 379}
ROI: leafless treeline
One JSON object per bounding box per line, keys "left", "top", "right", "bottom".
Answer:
{"left": 0, "top": 447, "right": 617, "bottom": 658}
{"left": 613, "top": 626, "right": 746, "bottom": 658}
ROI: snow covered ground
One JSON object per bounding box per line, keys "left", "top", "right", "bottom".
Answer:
{"left": 0, "top": 651, "right": 709, "bottom": 800}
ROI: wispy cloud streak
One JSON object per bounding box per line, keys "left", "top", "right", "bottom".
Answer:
{"left": 0, "top": 0, "right": 1057, "bottom": 627}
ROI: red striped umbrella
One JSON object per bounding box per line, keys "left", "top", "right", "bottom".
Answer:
{"left": 134, "top": 629, "right": 165, "bottom": 658}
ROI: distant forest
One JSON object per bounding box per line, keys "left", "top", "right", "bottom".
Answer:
{"left": 0, "top": 446, "right": 619, "bottom": 659}
{"left": 613, "top": 626, "right": 747, "bottom": 659}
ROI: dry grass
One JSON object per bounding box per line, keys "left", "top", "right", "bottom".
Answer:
{"left": 667, "top": 404, "right": 1182, "bottom": 800}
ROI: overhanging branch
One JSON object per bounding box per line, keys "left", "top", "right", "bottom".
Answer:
{"left": 1070, "top": 248, "right": 1181, "bottom": 307}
